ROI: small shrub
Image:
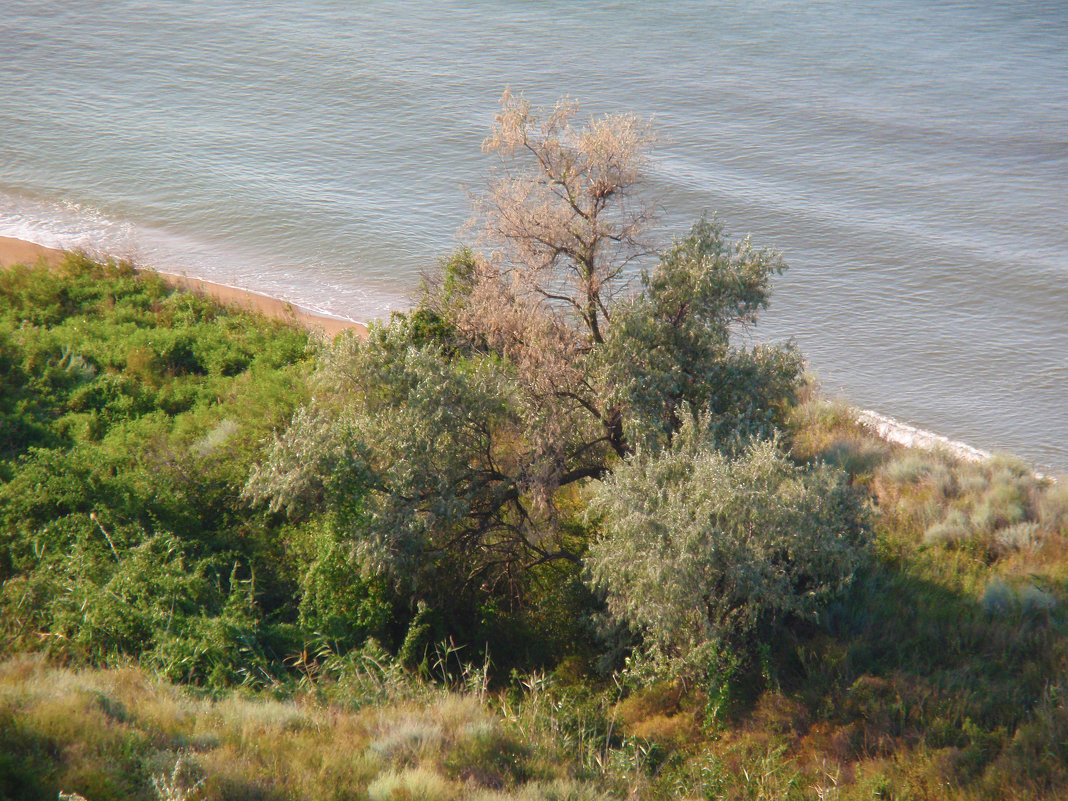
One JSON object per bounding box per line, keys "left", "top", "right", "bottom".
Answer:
{"left": 820, "top": 437, "right": 891, "bottom": 480}
{"left": 124, "top": 345, "right": 160, "bottom": 384}
{"left": 994, "top": 522, "right": 1040, "bottom": 552}
{"left": 983, "top": 684, "right": 1068, "bottom": 794}
{"left": 444, "top": 723, "right": 530, "bottom": 787}
{"left": 787, "top": 396, "right": 890, "bottom": 480}
{"left": 368, "top": 719, "right": 445, "bottom": 765}
{"left": 614, "top": 682, "right": 697, "bottom": 743}
{"left": 1018, "top": 584, "right": 1056, "bottom": 614}
{"left": 1037, "top": 482, "right": 1068, "bottom": 533}
{"left": 923, "top": 510, "right": 971, "bottom": 548}
{"left": 471, "top": 780, "right": 614, "bottom": 801}
{"left": 982, "top": 580, "right": 1014, "bottom": 616}
{"left": 977, "top": 579, "right": 1055, "bottom": 619}
{"left": 958, "top": 471, "right": 990, "bottom": 496}
{"left": 968, "top": 459, "right": 1034, "bottom": 534}
{"left": 367, "top": 768, "right": 458, "bottom": 801}
{"left": 883, "top": 453, "right": 946, "bottom": 487}
{"left": 151, "top": 753, "right": 205, "bottom": 801}
{"left": 971, "top": 493, "right": 1026, "bottom": 534}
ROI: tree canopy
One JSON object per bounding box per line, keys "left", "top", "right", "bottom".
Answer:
{"left": 248, "top": 92, "right": 826, "bottom": 632}
{"left": 587, "top": 421, "right": 869, "bottom": 661}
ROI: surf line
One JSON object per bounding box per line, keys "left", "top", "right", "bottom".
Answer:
{"left": 854, "top": 409, "right": 1053, "bottom": 481}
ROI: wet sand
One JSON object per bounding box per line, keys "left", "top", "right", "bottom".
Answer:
{"left": 0, "top": 236, "right": 367, "bottom": 339}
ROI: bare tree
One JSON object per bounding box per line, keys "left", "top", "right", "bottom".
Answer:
{"left": 469, "top": 89, "right": 656, "bottom": 345}
{"left": 444, "top": 91, "right": 658, "bottom": 472}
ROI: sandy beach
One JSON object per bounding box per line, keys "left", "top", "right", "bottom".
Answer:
{"left": 0, "top": 236, "right": 367, "bottom": 340}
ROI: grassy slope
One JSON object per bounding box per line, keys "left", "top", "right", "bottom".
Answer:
{"left": 0, "top": 653, "right": 619, "bottom": 801}
{"left": 0, "top": 253, "right": 326, "bottom": 684}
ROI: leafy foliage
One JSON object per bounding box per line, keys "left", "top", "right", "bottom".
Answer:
{"left": 0, "top": 254, "right": 392, "bottom": 684}
{"left": 247, "top": 325, "right": 537, "bottom": 607}
{"left": 251, "top": 97, "right": 803, "bottom": 637}
{"left": 599, "top": 217, "right": 802, "bottom": 452}
{"left": 587, "top": 420, "right": 869, "bottom": 661}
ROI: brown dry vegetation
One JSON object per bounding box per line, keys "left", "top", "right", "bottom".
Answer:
{"left": 0, "top": 654, "right": 616, "bottom": 801}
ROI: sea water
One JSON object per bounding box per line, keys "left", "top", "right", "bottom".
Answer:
{"left": 1, "top": 0, "right": 1066, "bottom": 471}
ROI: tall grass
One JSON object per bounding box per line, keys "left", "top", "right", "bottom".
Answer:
{"left": 0, "top": 653, "right": 630, "bottom": 801}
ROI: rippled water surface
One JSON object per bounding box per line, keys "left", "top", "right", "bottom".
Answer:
{"left": 2, "top": 1, "right": 1066, "bottom": 469}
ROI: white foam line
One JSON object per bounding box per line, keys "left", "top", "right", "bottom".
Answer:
{"left": 854, "top": 408, "right": 1054, "bottom": 481}
{"left": 0, "top": 209, "right": 369, "bottom": 326}
{"left": 0, "top": 194, "right": 389, "bottom": 324}
{"left": 854, "top": 409, "right": 991, "bottom": 462}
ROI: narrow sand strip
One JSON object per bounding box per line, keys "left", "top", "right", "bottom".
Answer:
{"left": 4, "top": 237, "right": 1055, "bottom": 477}
{"left": 0, "top": 236, "right": 62, "bottom": 269}
{"left": 0, "top": 236, "right": 367, "bottom": 340}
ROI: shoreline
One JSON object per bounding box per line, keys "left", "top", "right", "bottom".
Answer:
{"left": 2, "top": 235, "right": 1058, "bottom": 479}
{"left": 853, "top": 409, "right": 992, "bottom": 464}
{"left": 0, "top": 236, "right": 367, "bottom": 340}
{"left": 853, "top": 410, "right": 1058, "bottom": 482}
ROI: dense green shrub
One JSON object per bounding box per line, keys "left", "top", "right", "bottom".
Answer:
{"left": 0, "top": 253, "right": 398, "bottom": 685}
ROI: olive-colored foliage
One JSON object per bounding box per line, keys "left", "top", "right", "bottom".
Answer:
{"left": 0, "top": 254, "right": 391, "bottom": 684}
{"left": 587, "top": 419, "right": 869, "bottom": 661}
{"left": 251, "top": 98, "right": 802, "bottom": 646}
{"left": 248, "top": 324, "right": 528, "bottom": 593}
{"left": 599, "top": 217, "right": 802, "bottom": 453}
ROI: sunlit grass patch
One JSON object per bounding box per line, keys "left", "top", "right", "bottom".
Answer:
{"left": 0, "top": 655, "right": 617, "bottom": 801}
{"left": 788, "top": 393, "right": 892, "bottom": 483}
{"left": 870, "top": 445, "right": 1065, "bottom": 571}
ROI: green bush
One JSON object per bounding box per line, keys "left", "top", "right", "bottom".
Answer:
{"left": 0, "top": 254, "right": 401, "bottom": 686}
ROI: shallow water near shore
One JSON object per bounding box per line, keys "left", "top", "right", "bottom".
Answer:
{"left": 1, "top": 1, "right": 1066, "bottom": 471}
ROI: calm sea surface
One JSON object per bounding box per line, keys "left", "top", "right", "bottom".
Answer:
{"left": 2, "top": 1, "right": 1066, "bottom": 471}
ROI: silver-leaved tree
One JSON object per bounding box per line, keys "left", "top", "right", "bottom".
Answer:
{"left": 587, "top": 422, "right": 868, "bottom": 666}
{"left": 246, "top": 92, "right": 822, "bottom": 618}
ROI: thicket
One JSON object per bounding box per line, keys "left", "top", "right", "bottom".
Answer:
{"left": 3, "top": 93, "right": 1068, "bottom": 801}
{"left": 0, "top": 254, "right": 398, "bottom": 686}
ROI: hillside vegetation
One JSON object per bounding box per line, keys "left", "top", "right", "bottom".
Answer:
{"left": 2, "top": 94, "right": 1066, "bottom": 801}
